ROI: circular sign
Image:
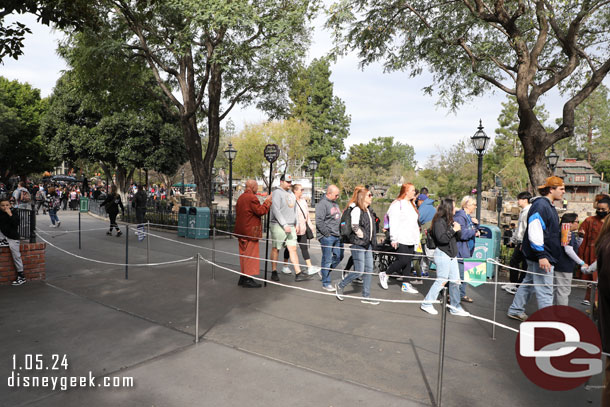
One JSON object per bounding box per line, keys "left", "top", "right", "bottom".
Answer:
{"left": 515, "top": 305, "right": 602, "bottom": 391}
{"left": 264, "top": 144, "right": 279, "bottom": 164}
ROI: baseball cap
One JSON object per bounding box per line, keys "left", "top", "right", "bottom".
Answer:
{"left": 280, "top": 174, "right": 293, "bottom": 183}
{"left": 417, "top": 194, "right": 428, "bottom": 201}
{"left": 537, "top": 176, "right": 564, "bottom": 190}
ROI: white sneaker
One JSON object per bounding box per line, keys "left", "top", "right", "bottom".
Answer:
{"left": 49, "top": 224, "right": 56, "bottom": 228}
{"left": 379, "top": 271, "right": 389, "bottom": 290}
{"left": 506, "top": 286, "right": 517, "bottom": 295}
{"left": 361, "top": 299, "right": 380, "bottom": 305}
{"left": 307, "top": 266, "right": 321, "bottom": 276}
{"left": 502, "top": 283, "right": 515, "bottom": 293}
{"left": 281, "top": 266, "right": 292, "bottom": 275}
{"left": 500, "top": 284, "right": 509, "bottom": 290}
{"left": 401, "top": 282, "right": 419, "bottom": 294}
{"left": 322, "top": 284, "right": 335, "bottom": 292}
{"left": 448, "top": 307, "right": 470, "bottom": 317}
{"left": 420, "top": 304, "right": 438, "bottom": 315}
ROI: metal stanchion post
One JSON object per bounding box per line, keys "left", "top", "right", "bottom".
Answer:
{"left": 78, "top": 211, "right": 81, "bottom": 250}
{"left": 590, "top": 283, "right": 596, "bottom": 321}
{"left": 146, "top": 220, "right": 150, "bottom": 268}
{"left": 212, "top": 227, "right": 216, "bottom": 280}
{"left": 492, "top": 258, "right": 498, "bottom": 340}
{"left": 125, "top": 224, "right": 129, "bottom": 280}
{"left": 436, "top": 286, "right": 448, "bottom": 407}
{"left": 195, "top": 254, "right": 200, "bottom": 343}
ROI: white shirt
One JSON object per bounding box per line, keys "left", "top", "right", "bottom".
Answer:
{"left": 387, "top": 199, "right": 420, "bottom": 245}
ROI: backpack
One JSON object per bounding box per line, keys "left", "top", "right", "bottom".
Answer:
{"left": 425, "top": 227, "right": 436, "bottom": 250}
{"left": 20, "top": 189, "right": 31, "bottom": 203}
{"left": 35, "top": 190, "right": 44, "bottom": 201}
{"left": 50, "top": 196, "right": 61, "bottom": 210}
{"left": 339, "top": 206, "right": 354, "bottom": 244}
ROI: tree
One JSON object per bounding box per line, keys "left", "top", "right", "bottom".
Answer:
{"left": 0, "top": 76, "right": 51, "bottom": 182}
{"left": 328, "top": 1, "right": 610, "bottom": 189}
{"left": 289, "top": 58, "right": 351, "bottom": 169}
{"left": 83, "top": 0, "right": 316, "bottom": 207}
{"left": 0, "top": 0, "right": 94, "bottom": 62}
{"left": 346, "top": 136, "right": 416, "bottom": 172}
{"left": 231, "top": 119, "right": 311, "bottom": 189}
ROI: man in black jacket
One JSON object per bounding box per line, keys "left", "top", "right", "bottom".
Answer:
{"left": 133, "top": 184, "right": 148, "bottom": 225}
{"left": 0, "top": 198, "right": 25, "bottom": 286}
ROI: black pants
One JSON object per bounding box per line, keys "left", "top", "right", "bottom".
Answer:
{"left": 108, "top": 212, "right": 120, "bottom": 231}
{"left": 387, "top": 244, "right": 415, "bottom": 276}
{"left": 344, "top": 256, "right": 354, "bottom": 271}
{"left": 509, "top": 244, "right": 527, "bottom": 284}
{"left": 284, "top": 234, "right": 310, "bottom": 261}
{"left": 136, "top": 208, "right": 147, "bottom": 225}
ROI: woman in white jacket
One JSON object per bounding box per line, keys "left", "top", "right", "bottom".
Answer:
{"left": 379, "top": 183, "right": 420, "bottom": 294}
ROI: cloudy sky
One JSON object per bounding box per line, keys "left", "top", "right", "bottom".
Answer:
{"left": 1, "top": 11, "right": 592, "bottom": 166}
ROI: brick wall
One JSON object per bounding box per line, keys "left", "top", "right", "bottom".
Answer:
{"left": 0, "top": 242, "right": 46, "bottom": 285}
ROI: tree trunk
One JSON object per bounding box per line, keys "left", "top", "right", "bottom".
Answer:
{"left": 518, "top": 114, "right": 552, "bottom": 194}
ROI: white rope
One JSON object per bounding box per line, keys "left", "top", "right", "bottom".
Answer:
{"left": 37, "top": 232, "right": 195, "bottom": 267}
{"left": 197, "top": 254, "right": 439, "bottom": 304}
{"left": 487, "top": 258, "right": 598, "bottom": 286}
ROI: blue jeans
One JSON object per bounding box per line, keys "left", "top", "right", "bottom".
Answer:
{"left": 508, "top": 259, "right": 554, "bottom": 315}
{"left": 48, "top": 209, "right": 59, "bottom": 225}
{"left": 423, "top": 250, "right": 463, "bottom": 311}
{"left": 458, "top": 261, "right": 467, "bottom": 298}
{"left": 320, "top": 235, "right": 344, "bottom": 286}
{"left": 339, "top": 244, "right": 373, "bottom": 298}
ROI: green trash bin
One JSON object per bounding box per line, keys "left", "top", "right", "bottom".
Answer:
{"left": 470, "top": 224, "right": 502, "bottom": 278}
{"left": 187, "top": 207, "right": 210, "bottom": 239}
{"left": 178, "top": 206, "right": 190, "bottom": 237}
{"left": 79, "top": 197, "right": 89, "bottom": 213}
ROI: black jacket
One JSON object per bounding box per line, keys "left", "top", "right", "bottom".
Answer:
{"left": 101, "top": 193, "right": 124, "bottom": 215}
{"left": 133, "top": 190, "right": 147, "bottom": 209}
{"left": 597, "top": 234, "right": 610, "bottom": 352}
{"left": 432, "top": 217, "right": 460, "bottom": 258}
{"left": 0, "top": 209, "right": 20, "bottom": 240}
{"left": 350, "top": 207, "right": 378, "bottom": 249}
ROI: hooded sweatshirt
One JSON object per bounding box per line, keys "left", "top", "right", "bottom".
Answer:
{"left": 418, "top": 198, "right": 436, "bottom": 226}
{"left": 522, "top": 196, "right": 561, "bottom": 264}
{"left": 269, "top": 186, "right": 297, "bottom": 227}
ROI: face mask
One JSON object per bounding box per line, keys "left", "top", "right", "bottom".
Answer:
{"left": 597, "top": 210, "right": 609, "bottom": 218}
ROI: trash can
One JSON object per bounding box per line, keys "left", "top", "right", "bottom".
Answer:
{"left": 79, "top": 197, "right": 89, "bottom": 213}
{"left": 469, "top": 224, "right": 502, "bottom": 278}
{"left": 178, "top": 206, "right": 190, "bottom": 237}
{"left": 187, "top": 207, "right": 210, "bottom": 239}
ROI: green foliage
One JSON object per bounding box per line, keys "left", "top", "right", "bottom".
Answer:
{"left": 347, "top": 136, "right": 416, "bottom": 171}
{"left": 0, "top": 0, "right": 95, "bottom": 62}
{"left": 231, "top": 119, "right": 311, "bottom": 187}
{"left": 0, "top": 76, "right": 51, "bottom": 181}
{"left": 289, "top": 58, "right": 351, "bottom": 170}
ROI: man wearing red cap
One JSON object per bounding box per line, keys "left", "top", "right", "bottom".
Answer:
{"left": 507, "top": 176, "right": 565, "bottom": 321}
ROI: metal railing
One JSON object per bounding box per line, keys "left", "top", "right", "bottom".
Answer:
{"left": 16, "top": 207, "right": 36, "bottom": 243}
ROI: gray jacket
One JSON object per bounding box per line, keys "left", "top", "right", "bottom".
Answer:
{"left": 270, "top": 187, "right": 297, "bottom": 227}
{"left": 315, "top": 195, "right": 341, "bottom": 238}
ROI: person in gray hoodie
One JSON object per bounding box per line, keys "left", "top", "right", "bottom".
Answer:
{"left": 269, "top": 174, "right": 311, "bottom": 282}
{"left": 315, "top": 184, "right": 344, "bottom": 291}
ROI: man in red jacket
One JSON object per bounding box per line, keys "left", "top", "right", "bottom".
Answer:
{"left": 234, "top": 179, "right": 272, "bottom": 288}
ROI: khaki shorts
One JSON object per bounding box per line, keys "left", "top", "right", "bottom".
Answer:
{"left": 270, "top": 223, "right": 298, "bottom": 249}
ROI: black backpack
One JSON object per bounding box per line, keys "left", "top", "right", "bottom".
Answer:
{"left": 425, "top": 227, "right": 436, "bottom": 249}
{"left": 339, "top": 206, "right": 354, "bottom": 244}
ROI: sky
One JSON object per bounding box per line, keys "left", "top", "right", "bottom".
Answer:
{"left": 0, "top": 11, "right": 591, "bottom": 167}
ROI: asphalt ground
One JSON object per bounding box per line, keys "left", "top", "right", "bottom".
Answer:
{"left": 0, "top": 210, "right": 603, "bottom": 406}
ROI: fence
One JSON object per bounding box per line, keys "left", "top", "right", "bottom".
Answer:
{"left": 16, "top": 208, "right": 36, "bottom": 243}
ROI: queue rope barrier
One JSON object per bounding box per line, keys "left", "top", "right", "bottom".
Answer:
{"left": 141, "top": 229, "right": 592, "bottom": 289}
{"left": 37, "top": 232, "right": 196, "bottom": 267}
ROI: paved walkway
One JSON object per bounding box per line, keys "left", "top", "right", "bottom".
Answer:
{"left": 0, "top": 211, "right": 603, "bottom": 406}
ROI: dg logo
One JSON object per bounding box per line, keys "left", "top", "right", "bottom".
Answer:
{"left": 515, "top": 305, "right": 602, "bottom": 391}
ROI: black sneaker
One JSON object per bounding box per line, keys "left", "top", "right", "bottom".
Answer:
{"left": 295, "top": 272, "right": 313, "bottom": 282}
{"left": 12, "top": 277, "right": 26, "bottom": 286}
{"left": 106, "top": 231, "right": 112, "bottom": 236}
{"left": 116, "top": 230, "right": 123, "bottom": 237}
{"left": 271, "top": 271, "right": 280, "bottom": 282}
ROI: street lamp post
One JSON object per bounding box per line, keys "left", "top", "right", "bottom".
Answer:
{"left": 309, "top": 159, "right": 318, "bottom": 208}
{"left": 224, "top": 143, "right": 237, "bottom": 229}
{"left": 181, "top": 169, "right": 185, "bottom": 206}
{"left": 470, "top": 120, "right": 490, "bottom": 222}
{"left": 546, "top": 145, "right": 559, "bottom": 175}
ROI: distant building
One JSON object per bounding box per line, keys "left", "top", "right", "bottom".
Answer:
{"left": 555, "top": 159, "right": 609, "bottom": 202}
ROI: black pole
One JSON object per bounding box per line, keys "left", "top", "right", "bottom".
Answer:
{"left": 29, "top": 207, "right": 36, "bottom": 243}
{"left": 78, "top": 211, "right": 81, "bottom": 249}
{"left": 125, "top": 224, "right": 129, "bottom": 280}
{"left": 264, "top": 163, "right": 273, "bottom": 287}
{"left": 311, "top": 170, "right": 315, "bottom": 209}
{"left": 228, "top": 158, "right": 233, "bottom": 230}
{"left": 476, "top": 153, "right": 483, "bottom": 221}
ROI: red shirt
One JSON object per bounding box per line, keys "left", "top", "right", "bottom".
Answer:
{"left": 234, "top": 190, "right": 271, "bottom": 241}
{"left": 578, "top": 215, "right": 604, "bottom": 265}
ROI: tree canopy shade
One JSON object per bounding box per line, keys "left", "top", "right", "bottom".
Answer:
{"left": 0, "top": 0, "right": 94, "bottom": 62}
{"left": 92, "top": 0, "right": 317, "bottom": 206}
{"left": 328, "top": 0, "right": 610, "bottom": 188}
{"left": 0, "top": 76, "right": 51, "bottom": 182}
